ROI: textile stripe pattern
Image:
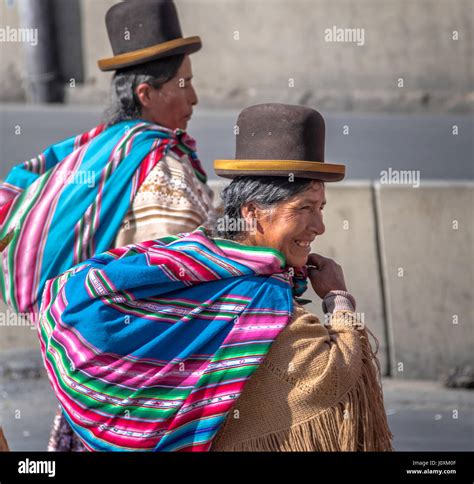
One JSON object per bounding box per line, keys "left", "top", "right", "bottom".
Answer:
{"left": 0, "top": 121, "right": 207, "bottom": 323}
{"left": 37, "top": 228, "right": 306, "bottom": 451}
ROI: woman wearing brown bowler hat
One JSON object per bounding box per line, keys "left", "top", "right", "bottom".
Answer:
{"left": 32, "top": 103, "right": 393, "bottom": 452}
{"left": 39, "top": 0, "right": 216, "bottom": 451}
{"left": 209, "top": 103, "right": 393, "bottom": 451}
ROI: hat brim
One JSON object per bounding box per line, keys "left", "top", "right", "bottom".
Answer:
{"left": 98, "top": 36, "right": 202, "bottom": 71}
{"left": 214, "top": 160, "right": 346, "bottom": 182}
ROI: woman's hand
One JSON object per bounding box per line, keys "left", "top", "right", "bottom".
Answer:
{"left": 306, "top": 253, "right": 348, "bottom": 299}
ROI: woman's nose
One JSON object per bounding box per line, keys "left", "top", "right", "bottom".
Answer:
{"left": 310, "top": 214, "right": 325, "bottom": 236}
{"left": 315, "top": 221, "right": 325, "bottom": 236}
{"left": 189, "top": 85, "right": 198, "bottom": 106}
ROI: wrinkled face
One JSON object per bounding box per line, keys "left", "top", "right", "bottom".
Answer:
{"left": 242, "top": 181, "right": 326, "bottom": 268}
{"left": 137, "top": 55, "right": 198, "bottom": 130}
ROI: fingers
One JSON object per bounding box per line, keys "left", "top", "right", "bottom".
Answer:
{"left": 307, "top": 252, "right": 327, "bottom": 268}
{"left": 306, "top": 266, "right": 318, "bottom": 274}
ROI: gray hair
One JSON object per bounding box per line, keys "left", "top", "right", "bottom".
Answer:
{"left": 102, "top": 55, "right": 185, "bottom": 127}
{"left": 214, "top": 176, "right": 323, "bottom": 240}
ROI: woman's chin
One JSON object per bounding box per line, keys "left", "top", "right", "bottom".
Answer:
{"left": 286, "top": 256, "right": 308, "bottom": 269}
{"left": 179, "top": 118, "right": 190, "bottom": 131}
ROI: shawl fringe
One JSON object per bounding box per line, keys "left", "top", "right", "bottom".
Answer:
{"left": 215, "top": 327, "right": 394, "bottom": 452}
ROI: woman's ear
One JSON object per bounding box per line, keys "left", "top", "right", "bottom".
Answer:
{"left": 240, "top": 203, "right": 256, "bottom": 224}
{"left": 135, "top": 83, "right": 153, "bottom": 109}
{"left": 241, "top": 203, "right": 265, "bottom": 235}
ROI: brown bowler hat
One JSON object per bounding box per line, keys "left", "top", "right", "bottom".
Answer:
{"left": 214, "top": 103, "right": 346, "bottom": 182}
{"left": 98, "top": 0, "right": 202, "bottom": 72}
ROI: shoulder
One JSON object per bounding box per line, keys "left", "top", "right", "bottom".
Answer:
{"left": 291, "top": 299, "right": 324, "bottom": 326}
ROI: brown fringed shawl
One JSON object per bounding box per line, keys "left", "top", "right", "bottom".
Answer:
{"left": 211, "top": 303, "right": 393, "bottom": 451}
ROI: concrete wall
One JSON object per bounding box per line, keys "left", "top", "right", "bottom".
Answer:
{"left": 0, "top": 181, "right": 472, "bottom": 380}
{"left": 0, "top": 2, "right": 24, "bottom": 102}
{"left": 0, "top": 300, "right": 38, "bottom": 352}
{"left": 0, "top": 0, "right": 472, "bottom": 111}
{"left": 375, "top": 182, "right": 474, "bottom": 380}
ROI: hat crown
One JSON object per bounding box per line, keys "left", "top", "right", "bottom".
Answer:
{"left": 235, "top": 103, "right": 325, "bottom": 162}
{"left": 105, "top": 0, "right": 183, "bottom": 56}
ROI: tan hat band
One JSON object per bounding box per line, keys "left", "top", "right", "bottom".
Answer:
{"left": 98, "top": 36, "right": 201, "bottom": 71}
{"left": 214, "top": 159, "right": 346, "bottom": 174}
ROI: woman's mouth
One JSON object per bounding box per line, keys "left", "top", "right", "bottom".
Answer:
{"left": 294, "top": 240, "right": 311, "bottom": 251}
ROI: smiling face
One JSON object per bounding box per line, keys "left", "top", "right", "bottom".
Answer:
{"left": 136, "top": 55, "right": 198, "bottom": 130}
{"left": 241, "top": 180, "right": 326, "bottom": 268}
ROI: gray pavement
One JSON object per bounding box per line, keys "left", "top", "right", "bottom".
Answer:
{"left": 0, "top": 373, "right": 472, "bottom": 452}
{"left": 1, "top": 104, "right": 473, "bottom": 181}
{"left": 383, "top": 379, "right": 474, "bottom": 452}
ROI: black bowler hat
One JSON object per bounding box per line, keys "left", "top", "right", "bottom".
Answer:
{"left": 214, "top": 103, "right": 346, "bottom": 181}
{"left": 98, "top": 0, "right": 202, "bottom": 72}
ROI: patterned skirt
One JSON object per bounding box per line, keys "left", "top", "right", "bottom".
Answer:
{"left": 48, "top": 407, "right": 86, "bottom": 451}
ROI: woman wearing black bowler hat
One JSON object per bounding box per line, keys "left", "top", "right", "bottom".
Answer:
{"left": 101, "top": 0, "right": 215, "bottom": 247}
{"left": 46, "top": 0, "right": 217, "bottom": 452}
{"left": 0, "top": 0, "right": 216, "bottom": 452}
